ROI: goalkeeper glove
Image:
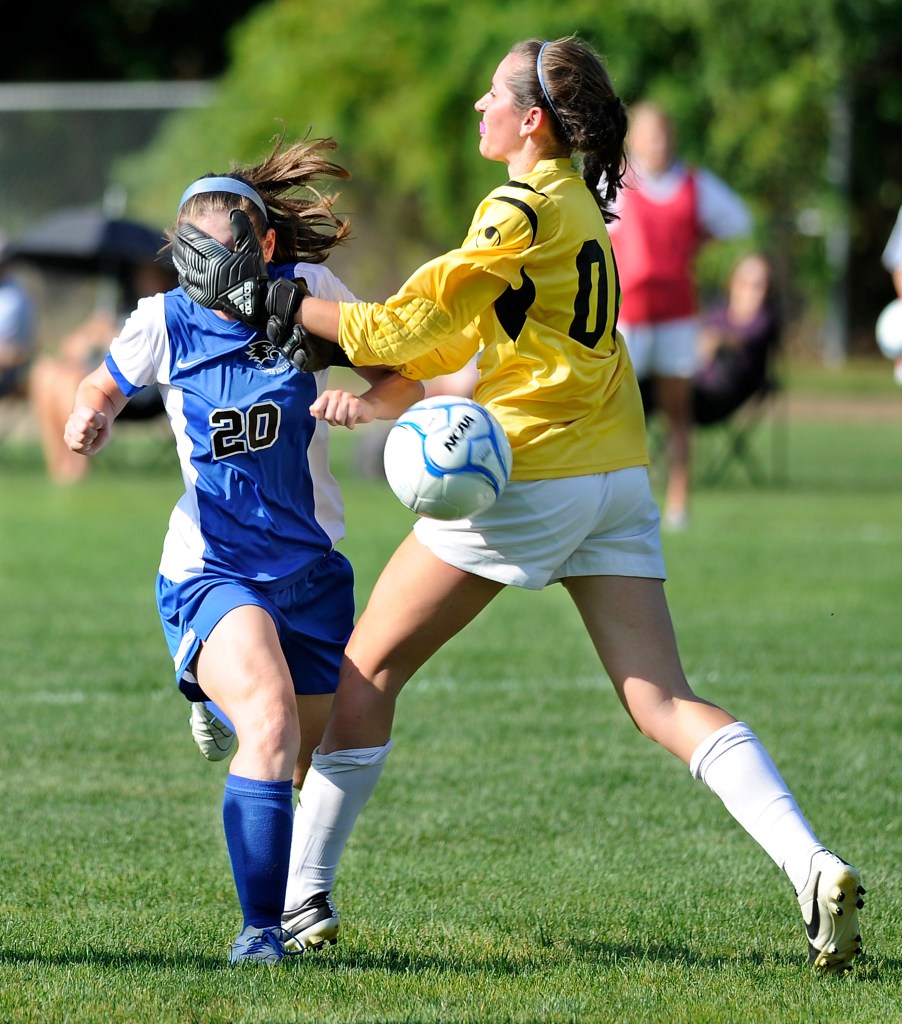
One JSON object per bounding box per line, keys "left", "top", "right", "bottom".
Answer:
{"left": 265, "top": 277, "right": 351, "bottom": 373}
{"left": 172, "top": 211, "right": 350, "bottom": 373}
{"left": 172, "top": 209, "right": 268, "bottom": 325}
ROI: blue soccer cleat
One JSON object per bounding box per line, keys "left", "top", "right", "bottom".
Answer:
{"left": 228, "top": 925, "right": 303, "bottom": 965}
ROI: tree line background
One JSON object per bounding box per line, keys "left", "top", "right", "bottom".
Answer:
{"left": 5, "top": 0, "right": 901, "bottom": 358}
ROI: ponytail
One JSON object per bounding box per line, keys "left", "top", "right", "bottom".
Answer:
{"left": 508, "top": 37, "right": 628, "bottom": 222}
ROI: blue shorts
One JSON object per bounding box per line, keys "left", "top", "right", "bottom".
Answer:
{"left": 156, "top": 550, "right": 355, "bottom": 702}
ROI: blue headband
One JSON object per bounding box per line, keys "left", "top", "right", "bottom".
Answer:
{"left": 536, "top": 42, "right": 562, "bottom": 124}
{"left": 177, "top": 176, "right": 268, "bottom": 219}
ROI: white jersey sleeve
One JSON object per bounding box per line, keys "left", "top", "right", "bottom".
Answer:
{"left": 882, "top": 207, "right": 902, "bottom": 274}
{"left": 694, "top": 167, "right": 752, "bottom": 240}
{"left": 288, "top": 263, "right": 360, "bottom": 549}
{"left": 107, "top": 293, "right": 171, "bottom": 392}
{"left": 275, "top": 262, "right": 359, "bottom": 304}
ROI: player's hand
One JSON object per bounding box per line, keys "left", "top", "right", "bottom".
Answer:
{"left": 279, "top": 327, "right": 350, "bottom": 374}
{"left": 309, "top": 390, "right": 373, "bottom": 428}
{"left": 265, "top": 277, "right": 311, "bottom": 369}
{"left": 172, "top": 209, "right": 268, "bottom": 325}
{"left": 267, "top": 277, "right": 351, "bottom": 373}
{"left": 64, "top": 406, "right": 110, "bottom": 455}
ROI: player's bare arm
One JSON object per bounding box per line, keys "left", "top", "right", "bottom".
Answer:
{"left": 295, "top": 295, "right": 340, "bottom": 344}
{"left": 64, "top": 363, "right": 130, "bottom": 455}
{"left": 311, "top": 368, "right": 423, "bottom": 428}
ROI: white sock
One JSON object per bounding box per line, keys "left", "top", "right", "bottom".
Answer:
{"left": 690, "top": 722, "right": 823, "bottom": 892}
{"left": 284, "top": 741, "right": 392, "bottom": 912}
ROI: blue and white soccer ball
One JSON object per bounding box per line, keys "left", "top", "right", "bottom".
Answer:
{"left": 383, "top": 395, "right": 513, "bottom": 520}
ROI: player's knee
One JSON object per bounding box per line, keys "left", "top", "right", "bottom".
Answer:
{"left": 235, "top": 701, "right": 299, "bottom": 760}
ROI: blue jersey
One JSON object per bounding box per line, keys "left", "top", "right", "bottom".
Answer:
{"left": 105, "top": 263, "right": 357, "bottom": 586}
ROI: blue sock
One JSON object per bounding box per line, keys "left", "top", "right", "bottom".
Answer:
{"left": 223, "top": 774, "right": 294, "bottom": 929}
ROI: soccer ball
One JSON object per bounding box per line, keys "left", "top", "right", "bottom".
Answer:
{"left": 876, "top": 298, "right": 902, "bottom": 359}
{"left": 383, "top": 395, "right": 513, "bottom": 520}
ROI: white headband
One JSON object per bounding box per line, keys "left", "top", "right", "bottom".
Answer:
{"left": 177, "top": 176, "right": 268, "bottom": 219}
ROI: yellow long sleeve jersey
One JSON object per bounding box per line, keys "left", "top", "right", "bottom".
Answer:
{"left": 339, "top": 159, "right": 648, "bottom": 480}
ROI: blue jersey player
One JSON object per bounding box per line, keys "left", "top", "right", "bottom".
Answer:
{"left": 63, "top": 136, "right": 423, "bottom": 964}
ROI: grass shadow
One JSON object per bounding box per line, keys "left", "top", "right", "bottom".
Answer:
{"left": 0, "top": 945, "right": 222, "bottom": 972}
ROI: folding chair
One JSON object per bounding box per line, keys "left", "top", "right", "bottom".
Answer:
{"left": 639, "top": 362, "right": 789, "bottom": 489}
{"left": 695, "top": 374, "right": 788, "bottom": 486}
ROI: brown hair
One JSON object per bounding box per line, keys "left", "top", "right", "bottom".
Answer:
{"left": 507, "top": 37, "right": 628, "bottom": 222}
{"left": 172, "top": 132, "right": 351, "bottom": 264}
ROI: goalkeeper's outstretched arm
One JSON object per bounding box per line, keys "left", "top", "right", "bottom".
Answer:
{"left": 292, "top": 296, "right": 341, "bottom": 344}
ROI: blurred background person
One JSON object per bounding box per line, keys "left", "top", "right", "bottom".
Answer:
{"left": 693, "top": 252, "right": 781, "bottom": 425}
{"left": 608, "top": 101, "right": 752, "bottom": 529}
{"left": 29, "top": 260, "right": 175, "bottom": 482}
{"left": 883, "top": 204, "right": 902, "bottom": 296}
{"left": 880, "top": 204, "right": 902, "bottom": 384}
{"left": 0, "top": 236, "right": 37, "bottom": 402}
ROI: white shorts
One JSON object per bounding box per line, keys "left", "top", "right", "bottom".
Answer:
{"left": 413, "top": 465, "right": 666, "bottom": 590}
{"left": 619, "top": 317, "right": 700, "bottom": 379}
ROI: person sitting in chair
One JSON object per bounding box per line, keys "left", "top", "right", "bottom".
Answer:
{"left": 692, "top": 252, "right": 781, "bottom": 425}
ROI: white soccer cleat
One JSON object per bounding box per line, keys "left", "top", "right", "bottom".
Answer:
{"left": 797, "top": 850, "right": 865, "bottom": 972}
{"left": 282, "top": 892, "right": 340, "bottom": 952}
{"left": 190, "top": 702, "right": 236, "bottom": 761}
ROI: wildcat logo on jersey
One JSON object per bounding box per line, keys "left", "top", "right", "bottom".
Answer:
{"left": 246, "top": 338, "right": 287, "bottom": 372}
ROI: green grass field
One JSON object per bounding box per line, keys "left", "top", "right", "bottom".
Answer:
{"left": 0, "top": 361, "right": 900, "bottom": 1023}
